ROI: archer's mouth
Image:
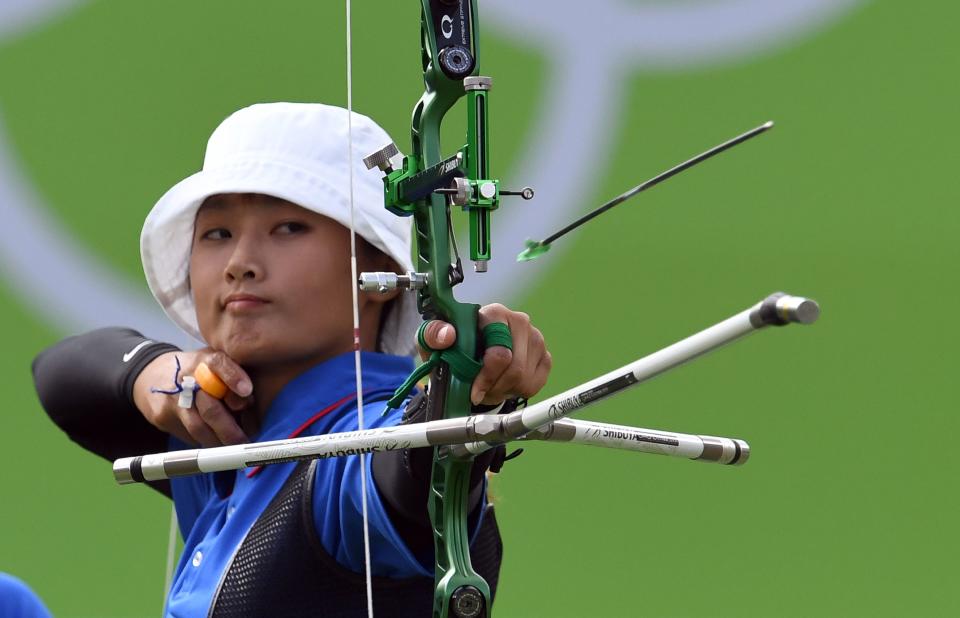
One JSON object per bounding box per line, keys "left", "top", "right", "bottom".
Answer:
{"left": 223, "top": 293, "right": 270, "bottom": 313}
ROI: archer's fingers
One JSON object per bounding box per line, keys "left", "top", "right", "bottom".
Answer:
{"left": 203, "top": 351, "right": 254, "bottom": 397}
{"left": 418, "top": 320, "right": 457, "bottom": 357}
{"left": 510, "top": 320, "right": 549, "bottom": 399}
{"left": 223, "top": 391, "right": 254, "bottom": 413}
{"left": 195, "top": 391, "right": 249, "bottom": 446}
{"left": 528, "top": 350, "right": 553, "bottom": 398}
{"left": 472, "top": 304, "right": 524, "bottom": 404}
{"left": 475, "top": 305, "right": 551, "bottom": 404}
{"left": 176, "top": 405, "right": 220, "bottom": 448}
{"left": 471, "top": 340, "right": 514, "bottom": 405}
{"left": 475, "top": 327, "right": 541, "bottom": 404}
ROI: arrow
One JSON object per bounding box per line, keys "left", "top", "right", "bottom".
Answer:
{"left": 518, "top": 120, "right": 774, "bottom": 262}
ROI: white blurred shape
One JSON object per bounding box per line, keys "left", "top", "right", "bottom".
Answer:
{"left": 0, "top": 0, "right": 862, "bottom": 341}
{"left": 0, "top": 0, "right": 85, "bottom": 40}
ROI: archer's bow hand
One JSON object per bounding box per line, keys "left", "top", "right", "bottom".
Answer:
{"left": 418, "top": 303, "right": 552, "bottom": 407}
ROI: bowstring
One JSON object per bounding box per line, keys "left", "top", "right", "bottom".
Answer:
{"left": 345, "top": 1, "right": 376, "bottom": 616}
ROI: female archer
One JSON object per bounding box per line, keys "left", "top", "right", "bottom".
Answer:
{"left": 33, "top": 102, "right": 551, "bottom": 617}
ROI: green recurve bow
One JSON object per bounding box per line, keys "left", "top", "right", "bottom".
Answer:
{"left": 360, "top": 2, "right": 522, "bottom": 615}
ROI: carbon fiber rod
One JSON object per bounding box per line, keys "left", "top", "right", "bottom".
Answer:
{"left": 112, "top": 415, "right": 747, "bottom": 485}
{"left": 521, "top": 418, "right": 749, "bottom": 465}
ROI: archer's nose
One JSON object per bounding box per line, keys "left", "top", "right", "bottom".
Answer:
{"left": 224, "top": 239, "right": 264, "bottom": 282}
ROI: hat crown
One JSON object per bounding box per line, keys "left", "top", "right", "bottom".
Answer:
{"left": 204, "top": 102, "right": 385, "bottom": 174}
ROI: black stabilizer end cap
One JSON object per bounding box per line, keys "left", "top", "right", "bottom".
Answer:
{"left": 130, "top": 456, "right": 145, "bottom": 483}
{"left": 752, "top": 292, "right": 789, "bottom": 327}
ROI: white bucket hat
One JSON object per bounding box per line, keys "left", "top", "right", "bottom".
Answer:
{"left": 141, "top": 102, "right": 419, "bottom": 356}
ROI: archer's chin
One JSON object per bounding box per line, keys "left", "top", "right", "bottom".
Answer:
{"left": 206, "top": 324, "right": 271, "bottom": 364}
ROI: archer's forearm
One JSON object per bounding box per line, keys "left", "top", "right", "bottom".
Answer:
{"left": 32, "top": 327, "right": 179, "bottom": 494}
{"left": 371, "top": 392, "right": 509, "bottom": 554}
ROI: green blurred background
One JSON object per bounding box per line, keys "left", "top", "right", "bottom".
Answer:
{"left": 1, "top": 1, "right": 956, "bottom": 616}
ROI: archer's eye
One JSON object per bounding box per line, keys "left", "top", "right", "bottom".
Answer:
{"left": 275, "top": 221, "right": 308, "bottom": 235}
{"left": 201, "top": 228, "right": 231, "bottom": 241}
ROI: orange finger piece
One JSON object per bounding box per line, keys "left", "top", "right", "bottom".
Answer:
{"left": 194, "top": 362, "right": 228, "bottom": 399}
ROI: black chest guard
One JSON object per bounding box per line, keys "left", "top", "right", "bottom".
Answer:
{"left": 209, "top": 459, "right": 502, "bottom": 617}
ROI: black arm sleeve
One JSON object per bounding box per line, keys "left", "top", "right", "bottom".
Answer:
{"left": 372, "top": 391, "right": 517, "bottom": 554}
{"left": 32, "top": 327, "right": 180, "bottom": 496}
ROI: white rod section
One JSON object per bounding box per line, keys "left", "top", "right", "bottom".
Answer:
{"left": 522, "top": 418, "right": 749, "bottom": 465}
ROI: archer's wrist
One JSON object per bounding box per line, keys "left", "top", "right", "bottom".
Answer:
{"left": 130, "top": 348, "right": 182, "bottom": 411}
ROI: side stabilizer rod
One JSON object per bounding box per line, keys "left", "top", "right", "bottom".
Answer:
{"left": 522, "top": 418, "right": 749, "bottom": 465}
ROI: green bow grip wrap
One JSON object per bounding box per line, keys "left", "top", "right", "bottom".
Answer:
{"left": 385, "top": 321, "right": 513, "bottom": 411}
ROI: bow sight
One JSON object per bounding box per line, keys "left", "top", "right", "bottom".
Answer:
{"left": 362, "top": 1, "right": 532, "bottom": 279}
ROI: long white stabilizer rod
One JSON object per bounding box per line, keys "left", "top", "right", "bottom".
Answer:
{"left": 522, "top": 418, "right": 749, "bottom": 465}
{"left": 455, "top": 291, "right": 818, "bottom": 455}
{"left": 113, "top": 416, "right": 747, "bottom": 484}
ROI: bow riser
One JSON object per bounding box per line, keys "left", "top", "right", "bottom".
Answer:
{"left": 413, "top": 2, "right": 492, "bottom": 616}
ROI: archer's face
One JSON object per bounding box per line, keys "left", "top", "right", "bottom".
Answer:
{"left": 190, "top": 194, "right": 363, "bottom": 368}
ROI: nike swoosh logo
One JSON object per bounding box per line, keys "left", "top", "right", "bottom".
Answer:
{"left": 122, "top": 340, "right": 154, "bottom": 363}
